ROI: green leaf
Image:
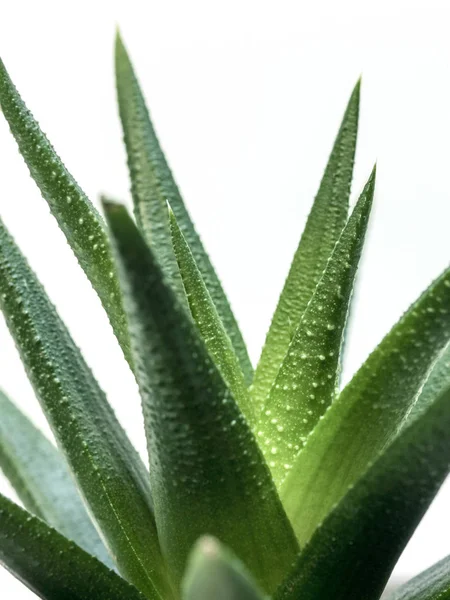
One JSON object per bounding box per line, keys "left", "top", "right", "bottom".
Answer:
{"left": 256, "top": 167, "right": 375, "bottom": 487}
{"left": 275, "top": 380, "right": 450, "bottom": 600}
{"left": 0, "top": 216, "right": 170, "bottom": 600}
{"left": 0, "top": 57, "right": 132, "bottom": 367}
{"left": 114, "top": 31, "right": 253, "bottom": 384}
{"left": 0, "top": 389, "right": 112, "bottom": 568}
{"left": 251, "top": 80, "right": 360, "bottom": 409}
{"left": 0, "top": 493, "right": 146, "bottom": 600}
{"left": 281, "top": 264, "right": 450, "bottom": 545}
{"left": 388, "top": 555, "right": 450, "bottom": 600}
{"left": 169, "top": 208, "right": 255, "bottom": 426}
{"left": 182, "top": 537, "right": 265, "bottom": 600}
{"left": 104, "top": 201, "right": 299, "bottom": 595}
{"left": 407, "top": 341, "right": 450, "bottom": 422}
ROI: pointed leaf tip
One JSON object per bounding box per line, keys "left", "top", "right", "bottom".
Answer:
{"left": 115, "top": 33, "right": 253, "bottom": 383}
{"left": 0, "top": 215, "right": 167, "bottom": 599}
{"left": 183, "top": 537, "right": 265, "bottom": 600}
{"left": 0, "top": 55, "right": 133, "bottom": 368}
{"left": 169, "top": 210, "right": 255, "bottom": 426}
{"left": 256, "top": 168, "right": 375, "bottom": 486}
{"left": 282, "top": 258, "right": 450, "bottom": 546}
{"left": 105, "top": 204, "right": 299, "bottom": 594}
{"left": 252, "top": 81, "right": 361, "bottom": 408}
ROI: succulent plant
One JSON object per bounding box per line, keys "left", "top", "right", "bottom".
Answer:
{"left": 0, "top": 29, "right": 449, "bottom": 600}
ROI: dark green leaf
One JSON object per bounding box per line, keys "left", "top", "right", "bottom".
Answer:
{"left": 115, "top": 31, "right": 253, "bottom": 384}
{"left": 169, "top": 208, "right": 255, "bottom": 426}
{"left": 388, "top": 555, "right": 450, "bottom": 600}
{"left": 0, "top": 493, "right": 146, "bottom": 600}
{"left": 251, "top": 81, "right": 360, "bottom": 408}
{"left": 0, "top": 389, "right": 112, "bottom": 568}
{"left": 276, "top": 380, "right": 450, "bottom": 600}
{"left": 182, "top": 537, "right": 265, "bottom": 600}
{"left": 104, "top": 201, "right": 299, "bottom": 595}
{"left": 0, "top": 216, "right": 170, "bottom": 600}
{"left": 281, "top": 264, "right": 450, "bottom": 545}
{"left": 256, "top": 168, "right": 374, "bottom": 486}
{"left": 0, "top": 57, "right": 132, "bottom": 367}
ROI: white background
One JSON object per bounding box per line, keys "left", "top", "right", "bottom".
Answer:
{"left": 0, "top": 0, "right": 449, "bottom": 596}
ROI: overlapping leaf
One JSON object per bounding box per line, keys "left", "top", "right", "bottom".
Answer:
{"left": 114, "top": 32, "right": 253, "bottom": 384}
{"left": 0, "top": 58, "right": 132, "bottom": 366}
{"left": 0, "top": 493, "right": 146, "bottom": 600}
{"left": 251, "top": 81, "right": 360, "bottom": 408}
{"left": 388, "top": 555, "right": 450, "bottom": 600}
{"left": 406, "top": 340, "right": 450, "bottom": 423}
{"left": 0, "top": 390, "right": 112, "bottom": 568}
{"left": 0, "top": 216, "right": 170, "bottom": 600}
{"left": 169, "top": 209, "right": 254, "bottom": 426}
{"left": 104, "top": 202, "right": 299, "bottom": 594}
{"left": 256, "top": 168, "right": 374, "bottom": 486}
{"left": 182, "top": 537, "right": 265, "bottom": 600}
{"left": 276, "top": 379, "right": 450, "bottom": 600}
{"left": 281, "top": 264, "right": 450, "bottom": 545}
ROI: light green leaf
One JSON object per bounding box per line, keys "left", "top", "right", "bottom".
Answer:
{"left": 115, "top": 31, "right": 253, "bottom": 384}
{"left": 0, "top": 389, "right": 112, "bottom": 568}
{"left": 256, "top": 167, "right": 374, "bottom": 486}
{"left": 251, "top": 81, "right": 360, "bottom": 408}
{"left": 0, "top": 493, "right": 146, "bottom": 600}
{"left": 388, "top": 555, "right": 450, "bottom": 600}
{"left": 104, "top": 201, "right": 299, "bottom": 595}
{"left": 281, "top": 264, "right": 450, "bottom": 546}
{"left": 182, "top": 537, "right": 265, "bottom": 600}
{"left": 0, "top": 57, "right": 132, "bottom": 367}
{"left": 0, "top": 216, "right": 170, "bottom": 600}
{"left": 407, "top": 340, "right": 450, "bottom": 422}
{"left": 169, "top": 208, "right": 254, "bottom": 426}
{"left": 275, "top": 380, "right": 450, "bottom": 600}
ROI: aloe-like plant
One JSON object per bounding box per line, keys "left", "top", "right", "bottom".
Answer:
{"left": 0, "top": 30, "right": 449, "bottom": 600}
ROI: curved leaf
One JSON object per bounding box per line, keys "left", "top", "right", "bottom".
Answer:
{"left": 281, "top": 263, "right": 450, "bottom": 545}
{"left": 169, "top": 208, "right": 254, "bottom": 426}
{"left": 104, "top": 201, "right": 299, "bottom": 595}
{"left": 0, "top": 217, "right": 170, "bottom": 600}
{"left": 407, "top": 340, "right": 450, "bottom": 422}
{"left": 256, "top": 167, "right": 374, "bottom": 486}
{"left": 0, "top": 389, "right": 112, "bottom": 568}
{"left": 276, "top": 380, "right": 450, "bottom": 600}
{"left": 251, "top": 80, "right": 360, "bottom": 408}
{"left": 0, "top": 57, "right": 132, "bottom": 367}
{"left": 388, "top": 555, "right": 450, "bottom": 600}
{"left": 115, "top": 31, "right": 253, "bottom": 384}
{"left": 182, "top": 537, "right": 265, "bottom": 600}
{"left": 0, "top": 493, "right": 146, "bottom": 600}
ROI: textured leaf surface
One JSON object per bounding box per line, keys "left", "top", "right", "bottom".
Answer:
{"left": 0, "top": 493, "right": 146, "bottom": 600}
{"left": 0, "top": 389, "right": 112, "bottom": 568}
{"left": 182, "top": 537, "right": 265, "bottom": 600}
{"left": 257, "top": 168, "right": 374, "bottom": 486}
{"left": 276, "top": 381, "right": 450, "bottom": 600}
{"left": 0, "top": 217, "right": 169, "bottom": 600}
{"left": 105, "top": 202, "right": 299, "bottom": 595}
{"left": 251, "top": 81, "right": 360, "bottom": 408}
{"left": 281, "top": 264, "right": 450, "bottom": 545}
{"left": 115, "top": 32, "right": 253, "bottom": 384}
{"left": 0, "top": 58, "right": 132, "bottom": 367}
{"left": 169, "top": 209, "right": 254, "bottom": 426}
{"left": 407, "top": 341, "right": 450, "bottom": 422}
{"left": 388, "top": 555, "right": 450, "bottom": 600}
